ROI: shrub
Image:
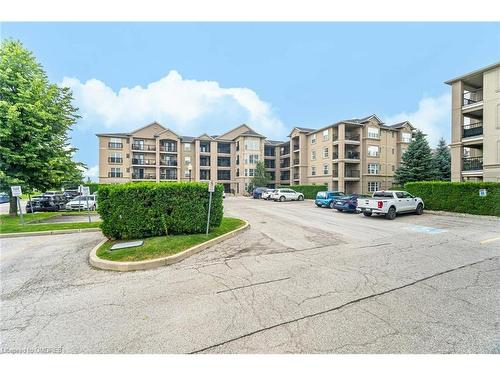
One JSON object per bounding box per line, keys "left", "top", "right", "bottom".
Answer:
{"left": 279, "top": 184, "right": 329, "bottom": 199}
{"left": 404, "top": 181, "right": 500, "bottom": 217}
{"left": 97, "top": 182, "right": 224, "bottom": 239}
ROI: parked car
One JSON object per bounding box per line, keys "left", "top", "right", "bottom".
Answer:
{"left": 63, "top": 190, "right": 81, "bottom": 201}
{"left": 0, "top": 192, "right": 9, "bottom": 204}
{"left": 261, "top": 189, "right": 276, "bottom": 200}
{"left": 26, "top": 195, "right": 44, "bottom": 213}
{"left": 314, "top": 191, "right": 345, "bottom": 208}
{"left": 252, "top": 187, "right": 268, "bottom": 199}
{"left": 357, "top": 190, "right": 424, "bottom": 220}
{"left": 333, "top": 194, "right": 371, "bottom": 212}
{"left": 65, "top": 195, "right": 97, "bottom": 211}
{"left": 271, "top": 188, "right": 304, "bottom": 202}
{"left": 32, "top": 195, "right": 66, "bottom": 212}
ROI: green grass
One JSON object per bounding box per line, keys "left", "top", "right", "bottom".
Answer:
{"left": 0, "top": 212, "right": 101, "bottom": 234}
{"left": 96, "top": 217, "right": 245, "bottom": 262}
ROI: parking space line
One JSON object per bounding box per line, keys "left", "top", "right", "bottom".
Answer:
{"left": 480, "top": 237, "right": 500, "bottom": 245}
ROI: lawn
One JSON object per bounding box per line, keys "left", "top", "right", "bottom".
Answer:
{"left": 96, "top": 217, "right": 245, "bottom": 262}
{"left": 0, "top": 212, "right": 101, "bottom": 234}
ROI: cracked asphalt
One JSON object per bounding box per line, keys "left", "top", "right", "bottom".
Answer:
{"left": 1, "top": 197, "right": 499, "bottom": 353}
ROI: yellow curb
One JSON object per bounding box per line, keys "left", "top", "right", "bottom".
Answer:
{"left": 480, "top": 237, "right": 500, "bottom": 245}
{"left": 89, "top": 220, "right": 250, "bottom": 272}
{"left": 0, "top": 228, "right": 101, "bottom": 239}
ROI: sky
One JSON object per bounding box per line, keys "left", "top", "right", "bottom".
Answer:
{"left": 1, "top": 22, "right": 499, "bottom": 180}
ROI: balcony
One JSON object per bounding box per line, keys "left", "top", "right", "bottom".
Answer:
{"left": 132, "top": 173, "right": 156, "bottom": 180}
{"left": 345, "top": 133, "right": 360, "bottom": 142}
{"left": 200, "top": 142, "right": 211, "bottom": 153}
{"left": 332, "top": 170, "right": 338, "bottom": 177}
{"left": 217, "top": 171, "right": 231, "bottom": 181}
{"left": 293, "top": 144, "right": 300, "bottom": 151}
{"left": 463, "top": 122, "right": 483, "bottom": 138}
{"left": 200, "top": 171, "right": 211, "bottom": 180}
{"left": 108, "top": 157, "right": 123, "bottom": 164}
{"left": 160, "top": 173, "right": 177, "bottom": 180}
{"left": 332, "top": 152, "right": 339, "bottom": 159}
{"left": 280, "top": 161, "right": 290, "bottom": 169}
{"left": 345, "top": 169, "right": 360, "bottom": 178}
{"left": 463, "top": 157, "right": 483, "bottom": 171}
{"left": 217, "top": 143, "right": 231, "bottom": 154}
{"left": 293, "top": 173, "right": 299, "bottom": 180}
{"left": 264, "top": 160, "right": 275, "bottom": 169}
{"left": 132, "top": 158, "right": 156, "bottom": 165}
{"left": 346, "top": 151, "right": 360, "bottom": 160}
{"left": 160, "top": 159, "right": 177, "bottom": 167}
{"left": 264, "top": 147, "right": 276, "bottom": 157}
{"left": 217, "top": 157, "right": 231, "bottom": 168}
{"left": 132, "top": 144, "right": 156, "bottom": 151}
{"left": 108, "top": 142, "right": 123, "bottom": 149}
{"left": 463, "top": 89, "right": 483, "bottom": 106}
{"left": 293, "top": 158, "right": 300, "bottom": 165}
{"left": 160, "top": 145, "right": 177, "bottom": 153}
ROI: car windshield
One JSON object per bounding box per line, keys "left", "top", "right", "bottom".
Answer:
{"left": 316, "top": 192, "right": 328, "bottom": 199}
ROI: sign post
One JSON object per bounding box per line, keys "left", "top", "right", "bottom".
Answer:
{"left": 11, "top": 185, "right": 24, "bottom": 226}
{"left": 206, "top": 181, "right": 215, "bottom": 235}
{"left": 81, "top": 186, "right": 91, "bottom": 222}
{"left": 78, "top": 185, "right": 83, "bottom": 212}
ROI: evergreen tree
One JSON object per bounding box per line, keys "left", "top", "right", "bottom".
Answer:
{"left": 250, "top": 161, "right": 270, "bottom": 189}
{"left": 394, "top": 130, "right": 435, "bottom": 185}
{"left": 431, "top": 138, "right": 451, "bottom": 181}
{"left": 0, "top": 40, "right": 83, "bottom": 214}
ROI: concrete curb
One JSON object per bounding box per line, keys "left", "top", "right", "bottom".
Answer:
{"left": 0, "top": 227, "right": 101, "bottom": 239}
{"left": 426, "top": 210, "right": 499, "bottom": 221}
{"left": 89, "top": 220, "right": 250, "bottom": 272}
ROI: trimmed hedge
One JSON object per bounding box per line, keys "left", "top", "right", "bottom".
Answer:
{"left": 97, "top": 182, "right": 224, "bottom": 239}
{"left": 279, "top": 184, "right": 329, "bottom": 199}
{"left": 404, "top": 181, "right": 500, "bottom": 217}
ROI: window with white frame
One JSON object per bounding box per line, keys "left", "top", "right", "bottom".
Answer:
{"left": 184, "top": 170, "right": 190, "bottom": 178}
{"left": 401, "top": 132, "right": 412, "bottom": 143}
{"left": 323, "top": 164, "right": 329, "bottom": 175}
{"left": 247, "top": 154, "right": 259, "bottom": 164}
{"left": 322, "top": 147, "right": 329, "bottom": 158}
{"left": 244, "top": 140, "right": 260, "bottom": 151}
{"left": 367, "top": 145, "right": 379, "bottom": 157}
{"left": 368, "top": 181, "right": 381, "bottom": 192}
{"left": 109, "top": 167, "right": 122, "bottom": 178}
{"left": 368, "top": 163, "right": 380, "bottom": 174}
{"left": 184, "top": 156, "right": 191, "bottom": 165}
{"left": 311, "top": 134, "right": 317, "bottom": 144}
{"left": 183, "top": 143, "right": 191, "bottom": 151}
{"left": 367, "top": 127, "right": 379, "bottom": 139}
{"left": 322, "top": 129, "right": 329, "bottom": 141}
{"left": 311, "top": 166, "right": 316, "bottom": 176}
{"left": 311, "top": 150, "right": 316, "bottom": 161}
{"left": 248, "top": 168, "right": 255, "bottom": 177}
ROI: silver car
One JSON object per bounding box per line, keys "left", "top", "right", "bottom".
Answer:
{"left": 271, "top": 188, "right": 304, "bottom": 202}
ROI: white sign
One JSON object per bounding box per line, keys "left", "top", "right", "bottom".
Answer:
{"left": 78, "top": 185, "right": 84, "bottom": 193}
{"left": 81, "top": 186, "right": 90, "bottom": 196}
{"left": 11, "top": 186, "right": 22, "bottom": 197}
{"left": 479, "top": 189, "right": 487, "bottom": 197}
{"left": 208, "top": 181, "right": 215, "bottom": 193}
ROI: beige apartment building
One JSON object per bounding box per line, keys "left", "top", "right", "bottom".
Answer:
{"left": 446, "top": 62, "right": 500, "bottom": 182}
{"left": 97, "top": 114, "right": 413, "bottom": 195}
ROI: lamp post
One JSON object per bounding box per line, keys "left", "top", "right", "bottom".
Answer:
{"left": 188, "top": 163, "right": 192, "bottom": 182}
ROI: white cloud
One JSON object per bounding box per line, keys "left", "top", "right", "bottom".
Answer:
{"left": 62, "top": 70, "right": 287, "bottom": 139}
{"left": 80, "top": 165, "right": 98, "bottom": 182}
{"left": 383, "top": 93, "right": 451, "bottom": 147}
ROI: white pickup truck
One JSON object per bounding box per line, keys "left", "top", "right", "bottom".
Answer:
{"left": 357, "top": 190, "right": 424, "bottom": 220}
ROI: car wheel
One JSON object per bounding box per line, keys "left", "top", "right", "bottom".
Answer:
{"left": 385, "top": 206, "right": 396, "bottom": 220}
{"left": 363, "top": 211, "right": 372, "bottom": 217}
{"left": 315, "top": 204, "right": 321, "bottom": 207}
{"left": 337, "top": 209, "right": 343, "bottom": 212}
{"left": 279, "top": 196, "right": 285, "bottom": 202}
{"left": 298, "top": 195, "right": 304, "bottom": 201}
{"left": 329, "top": 201, "right": 334, "bottom": 209}
{"left": 415, "top": 203, "right": 424, "bottom": 215}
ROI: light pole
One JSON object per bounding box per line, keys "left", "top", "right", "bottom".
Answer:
{"left": 188, "top": 163, "right": 192, "bottom": 182}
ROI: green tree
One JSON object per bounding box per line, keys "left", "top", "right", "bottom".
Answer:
{"left": 0, "top": 39, "right": 83, "bottom": 214}
{"left": 431, "top": 138, "right": 451, "bottom": 181}
{"left": 394, "top": 130, "right": 435, "bottom": 185}
{"left": 250, "top": 161, "right": 270, "bottom": 189}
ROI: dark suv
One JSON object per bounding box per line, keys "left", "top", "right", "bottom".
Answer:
{"left": 36, "top": 194, "right": 66, "bottom": 211}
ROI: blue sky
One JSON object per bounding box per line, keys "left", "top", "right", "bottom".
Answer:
{"left": 1, "top": 22, "right": 499, "bottom": 179}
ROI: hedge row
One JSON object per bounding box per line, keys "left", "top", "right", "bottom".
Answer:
{"left": 404, "top": 181, "right": 500, "bottom": 217}
{"left": 279, "top": 184, "right": 329, "bottom": 199}
{"left": 97, "top": 182, "right": 224, "bottom": 239}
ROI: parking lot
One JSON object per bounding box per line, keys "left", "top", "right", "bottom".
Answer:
{"left": 1, "top": 197, "right": 499, "bottom": 353}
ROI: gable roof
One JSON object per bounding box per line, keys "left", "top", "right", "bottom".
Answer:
{"left": 130, "top": 121, "right": 167, "bottom": 135}
{"left": 216, "top": 124, "right": 252, "bottom": 140}
{"left": 388, "top": 121, "right": 414, "bottom": 130}
{"left": 239, "top": 129, "right": 266, "bottom": 138}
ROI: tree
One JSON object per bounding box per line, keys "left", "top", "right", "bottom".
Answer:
{"left": 394, "top": 130, "right": 436, "bottom": 185}
{"left": 431, "top": 138, "right": 451, "bottom": 181}
{"left": 250, "top": 161, "right": 270, "bottom": 189}
{"left": 0, "top": 40, "right": 84, "bottom": 214}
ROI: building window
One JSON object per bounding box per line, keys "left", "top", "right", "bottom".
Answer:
{"left": 392, "top": 165, "right": 395, "bottom": 171}
{"left": 322, "top": 129, "right": 329, "bottom": 141}
{"left": 368, "top": 163, "right": 380, "bottom": 174}
{"left": 311, "top": 166, "right": 316, "bottom": 176}
{"left": 184, "top": 143, "right": 191, "bottom": 151}
{"left": 322, "top": 147, "right": 329, "bottom": 158}
{"left": 184, "top": 170, "right": 190, "bottom": 178}
{"left": 323, "top": 164, "right": 329, "bottom": 175}
{"left": 367, "top": 127, "right": 379, "bottom": 139}
{"left": 402, "top": 132, "right": 412, "bottom": 143}
{"left": 311, "top": 150, "right": 316, "bottom": 161}
{"left": 184, "top": 156, "right": 191, "bottom": 165}
{"left": 108, "top": 152, "right": 122, "bottom": 164}
{"left": 368, "top": 181, "right": 381, "bottom": 192}
{"left": 392, "top": 148, "right": 395, "bottom": 155}
{"left": 248, "top": 154, "right": 259, "bottom": 164}
{"left": 367, "top": 145, "right": 379, "bottom": 157}
{"left": 392, "top": 132, "right": 395, "bottom": 138}
{"left": 244, "top": 140, "right": 260, "bottom": 151}
{"left": 311, "top": 134, "right": 316, "bottom": 144}
{"left": 108, "top": 167, "right": 122, "bottom": 178}
{"left": 108, "top": 138, "right": 123, "bottom": 149}
{"left": 245, "top": 168, "right": 255, "bottom": 177}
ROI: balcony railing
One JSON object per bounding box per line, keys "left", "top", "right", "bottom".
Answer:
{"left": 107, "top": 172, "right": 123, "bottom": 178}
{"left": 345, "top": 133, "right": 360, "bottom": 141}
{"left": 345, "top": 169, "right": 360, "bottom": 178}
{"left": 293, "top": 173, "right": 299, "bottom": 180}
{"left": 132, "top": 144, "right": 156, "bottom": 151}
{"left": 346, "top": 151, "right": 360, "bottom": 159}
{"left": 463, "top": 122, "right": 483, "bottom": 138}
{"left": 132, "top": 159, "right": 156, "bottom": 165}
{"left": 463, "top": 89, "right": 483, "bottom": 106}
{"left": 160, "top": 145, "right": 177, "bottom": 152}
{"left": 160, "top": 160, "right": 177, "bottom": 166}
{"left": 132, "top": 173, "right": 156, "bottom": 180}
{"left": 108, "top": 157, "right": 123, "bottom": 164}
{"left": 217, "top": 146, "right": 231, "bottom": 154}
{"left": 160, "top": 174, "right": 177, "bottom": 180}
{"left": 280, "top": 162, "right": 290, "bottom": 168}
{"left": 332, "top": 152, "right": 339, "bottom": 159}
{"left": 293, "top": 144, "right": 299, "bottom": 151}
{"left": 463, "top": 157, "right": 483, "bottom": 171}
{"left": 293, "top": 159, "right": 300, "bottom": 165}
{"left": 108, "top": 142, "right": 123, "bottom": 149}
{"left": 332, "top": 170, "right": 338, "bottom": 177}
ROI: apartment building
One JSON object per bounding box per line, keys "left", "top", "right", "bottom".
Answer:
{"left": 445, "top": 62, "right": 500, "bottom": 182}
{"left": 97, "top": 114, "right": 413, "bottom": 195}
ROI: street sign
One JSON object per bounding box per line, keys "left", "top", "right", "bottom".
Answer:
{"left": 11, "top": 186, "right": 22, "bottom": 197}
{"left": 208, "top": 181, "right": 215, "bottom": 193}
{"left": 479, "top": 189, "right": 487, "bottom": 197}
{"left": 81, "top": 186, "right": 90, "bottom": 196}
